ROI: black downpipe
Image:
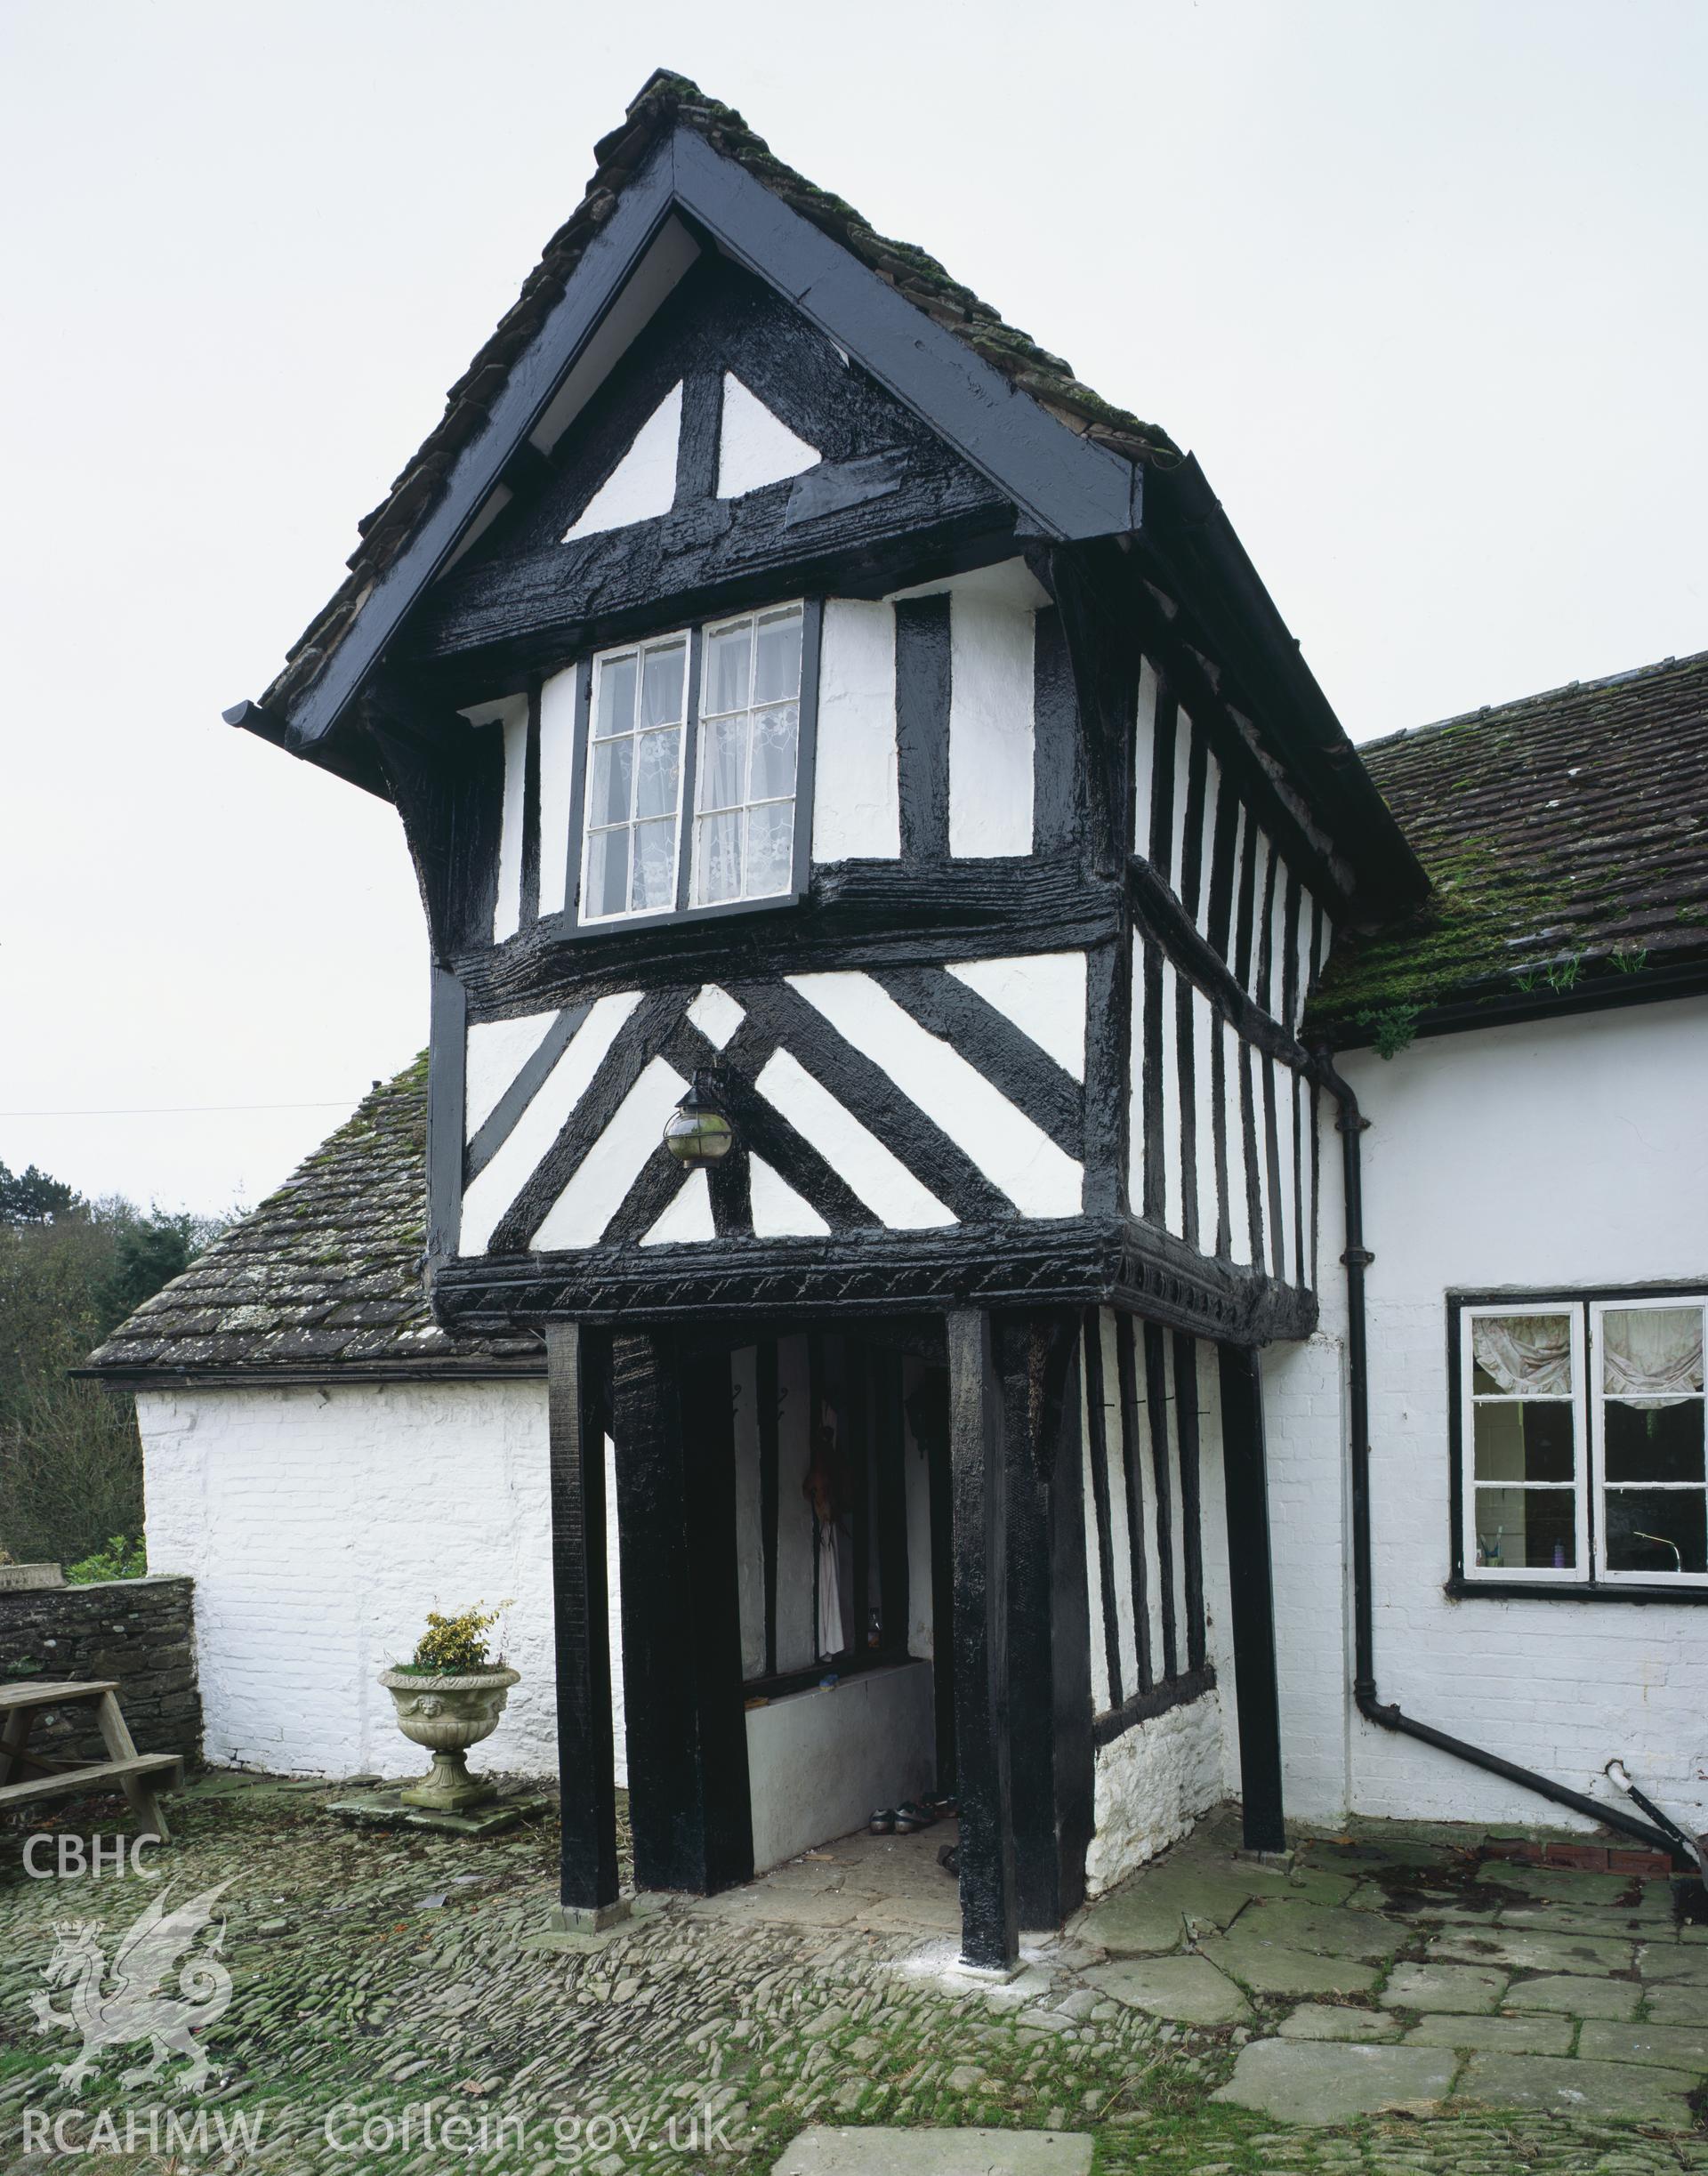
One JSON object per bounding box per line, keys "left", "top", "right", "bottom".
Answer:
{"left": 1309, "top": 1050, "right": 1679, "bottom": 1863}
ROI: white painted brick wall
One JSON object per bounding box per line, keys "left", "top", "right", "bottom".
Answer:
{"left": 137, "top": 1380, "right": 625, "bottom": 1785}
{"left": 1086, "top": 1689, "right": 1226, "bottom": 1895}
{"left": 1301, "top": 995, "right": 1708, "bottom": 1833}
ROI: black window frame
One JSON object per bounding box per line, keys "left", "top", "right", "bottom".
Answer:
{"left": 1446, "top": 1280, "right": 1708, "bottom": 1604}
{"left": 555, "top": 595, "right": 823, "bottom": 940}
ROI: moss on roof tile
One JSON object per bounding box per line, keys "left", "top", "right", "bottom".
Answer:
{"left": 85, "top": 1056, "right": 536, "bottom": 1381}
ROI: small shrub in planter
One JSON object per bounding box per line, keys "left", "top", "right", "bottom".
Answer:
{"left": 380, "top": 1602, "right": 518, "bottom": 1812}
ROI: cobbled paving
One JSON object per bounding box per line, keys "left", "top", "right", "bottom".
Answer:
{"left": 0, "top": 1777, "right": 1704, "bottom": 2174}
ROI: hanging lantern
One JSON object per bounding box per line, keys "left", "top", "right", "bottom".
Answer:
{"left": 663, "top": 1073, "right": 735, "bottom": 1170}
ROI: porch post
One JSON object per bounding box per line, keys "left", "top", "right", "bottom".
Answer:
{"left": 1218, "top": 1343, "right": 1286, "bottom": 1852}
{"left": 947, "top": 1309, "right": 1018, "bottom": 1970}
{"left": 611, "top": 1329, "right": 753, "bottom": 1895}
{"left": 544, "top": 1320, "right": 624, "bottom": 1930}
{"left": 1004, "top": 1313, "right": 1094, "bottom": 1930}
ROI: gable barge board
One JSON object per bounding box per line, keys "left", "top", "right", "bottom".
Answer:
{"left": 1140, "top": 461, "right": 1426, "bottom": 919}
{"left": 430, "top": 1212, "right": 1313, "bottom": 1347}
{"left": 1123, "top": 572, "right": 1352, "bottom": 922}
{"left": 453, "top": 856, "right": 1117, "bottom": 1020}
{"left": 249, "top": 125, "right": 1140, "bottom": 762}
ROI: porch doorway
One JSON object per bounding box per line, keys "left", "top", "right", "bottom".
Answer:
{"left": 729, "top": 1327, "right": 953, "bottom": 1871}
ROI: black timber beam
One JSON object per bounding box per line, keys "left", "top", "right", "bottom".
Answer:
{"left": 610, "top": 1329, "right": 753, "bottom": 1894}
{"left": 947, "top": 1310, "right": 1018, "bottom": 1971}
{"left": 544, "top": 1322, "right": 623, "bottom": 1923}
{"left": 1003, "top": 1313, "right": 1094, "bottom": 1930}
{"left": 1217, "top": 1343, "right": 1286, "bottom": 1853}
{"left": 431, "top": 1213, "right": 1319, "bottom": 1350}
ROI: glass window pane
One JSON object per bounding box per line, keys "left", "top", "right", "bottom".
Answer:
{"left": 1473, "top": 1485, "right": 1576, "bottom": 1570}
{"left": 698, "top": 718, "right": 745, "bottom": 811}
{"left": 633, "top": 728, "right": 681, "bottom": 821}
{"left": 705, "top": 625, "right": 751, "bottom": 714}
{"left": 749, "top": 703, "right": 799, "bottom": 803}
{"left": 585, "top": 828, "right": 628, "bottom": 919}
{"left": 1470, "top": 1313, "right": 1572, "bottom": 1397}
{"left": 589, "top": 738, "right": 632, "bottom": 828}
{"left": 596, "top": 654, "right": 637, "bottom": 738}
{"left": 1604, "top": 1487, "right": 1708, "bottom": 1575}
{"left": 1602, "top": 1306, "right": 1704, "bottom": 1399}
{"left": 640, "top": 642, "right": 686, "bottom": 729}
{"left": 1472, "top": 1400, "right": 1575, "bottom": 1484}
{"left": 630, "top": 819, "right": 676, "bottom": 911}
{"left": 694, "top": 812, "right": 741, "bottom": 905}
{"left": 754, "top": 611, "right": 802, "bottom": 704}
{"left": 745, "top": 800, "right": 794, "bottom": 898}
{"left": 1605, "top": 1398, "right": 1705, "bottom": 1484}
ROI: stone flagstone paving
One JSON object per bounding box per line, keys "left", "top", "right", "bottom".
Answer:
{"left": 2, "top": 1777, "right": 1708, "bottom": 2171}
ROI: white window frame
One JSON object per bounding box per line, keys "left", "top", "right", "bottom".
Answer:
{"left": 1458, "top": 1301, "right": 1589, "bottom": 1585}
{"left": 1453, "top": 1289, "right": 1708, "bottom": 1591}
{"left": 578, "top": 629, "right": 692, "bottom": 927}
{"left": 1590, "top": 1294, "right": 1708, "bottom": 1587}
{"left": 689, "top": 603, "right": 805, "bottom": 910}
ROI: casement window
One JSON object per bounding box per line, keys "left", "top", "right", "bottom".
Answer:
{"left": 578, "top": 602, "right": 811, "bottom": 927}
{"left": 1453, "top": 1290, "right": 1708, "bottom": 1592}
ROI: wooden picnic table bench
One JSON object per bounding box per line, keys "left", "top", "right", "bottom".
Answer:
{"left": 0, "top": 1680, "right": 182, "bottom": 1840}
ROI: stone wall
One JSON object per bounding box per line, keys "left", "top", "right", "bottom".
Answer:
{"left": 0, "top": 1575, "right": 202, "bottom": 1765}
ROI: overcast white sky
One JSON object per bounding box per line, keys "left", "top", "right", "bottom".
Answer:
{"left": 2, "top": 0, "right": 1703, "bottom": 1215}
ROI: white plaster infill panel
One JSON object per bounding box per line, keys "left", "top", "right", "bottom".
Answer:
{"left": 459, "top": 992, "right": 642, "bottom": 1254}
{"left": 532, "top": 1055, "right": 689, "bottom": 1250}
{"left": 789, "top": 971, "right": 1083, "bottom": 1219}
{"left": 716, "top": 374, "right": 818, "bottom": 498}
{"left": 686, "top": 982, "right": 745, "bottom": 1049}
{"left": 562, "top": 382, "right": 682, "bottom": 541}
{"left": 750, "top": 1155, "right": 830, "bottom": 1237}
{"left": 755, "top": 1048, "right": 953, "bottom": 1229}
{"left": 948, "top": 587, "right": 1035, "bottom": 858}
{"left": 948, "top": 952, "right": 1087, "bottom": 1082}
{"left": 536, "top": 665, "right": 580, "bottom": 916}
{"left": 641, "top": 1167, "right": 714, "bottom": 1245}
{"left": 812, "top": 600, "right": 899, "bottom": 862}
{"left": 465, "top": 1011, "right": 559, "bottom": 1140}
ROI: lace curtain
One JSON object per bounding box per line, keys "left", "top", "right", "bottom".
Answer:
{"left": 1472, "top": 1307, "right": 1704, "bottom": 1410}
{"left": 1603, "top": 1307, "right": 1704, "bottom": 1410}
{"left": 1471, "top": 1315, "right": 1572, "bottom": 1397}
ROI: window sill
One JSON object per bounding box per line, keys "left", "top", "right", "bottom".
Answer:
{"left": 1446, "top": 1575, "right": 1708, "bottom": 1605}
{"left": 532, "top": 888, "right": 805, "bottom": 945}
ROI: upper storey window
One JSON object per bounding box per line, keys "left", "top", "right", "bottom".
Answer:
{"left": 583, "top": 633, "right": 689, "bottom": 921}
{"left": 580, "top": 604, "right": 808, "bottom": 926}
{"left": 693, "top": 608, "right": 803, "bottom": 907}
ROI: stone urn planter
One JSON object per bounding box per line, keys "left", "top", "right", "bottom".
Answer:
{"left": 379, "top": 1665, "right": 520, "bottom": 1812}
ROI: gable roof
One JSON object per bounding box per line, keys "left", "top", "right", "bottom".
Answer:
{"left": 82, "top": 1060, "right": 539, "bottom": 1384}
{"left": 246, "top": 69, "right": 1161, "bottom": 753}
{"left": 229, "top": 68, "right": 1425, "bottom": 920}
{"left": 1309, "top": 648, "right": 1708, "bottom": 1043}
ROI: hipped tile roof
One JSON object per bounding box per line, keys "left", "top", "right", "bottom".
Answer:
{"left": 83, "top": 1060, "right": 538, "bottom": 1382}
{"left": 263, "top": 68, "right": 1178, "bottom": 725}
{"left": 1312, "top": 649, "right": 1708, "bottom": 1034}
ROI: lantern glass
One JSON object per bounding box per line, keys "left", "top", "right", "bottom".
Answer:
{"left": 664, "top": 1092, "right": 734, "bottom": 1170}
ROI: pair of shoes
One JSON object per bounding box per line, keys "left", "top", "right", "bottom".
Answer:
{"left": 938, "top": 1842, "right": 960, "bottom": 1878}
{"left": 894, "top": 1800, "right": 936, "bottom": 1833}
{"left": 926, "top": 1793, "right": 959, "bottom": 1818}
{"left": 869, "top": 1809, "right": 897, "bottom": 1834}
